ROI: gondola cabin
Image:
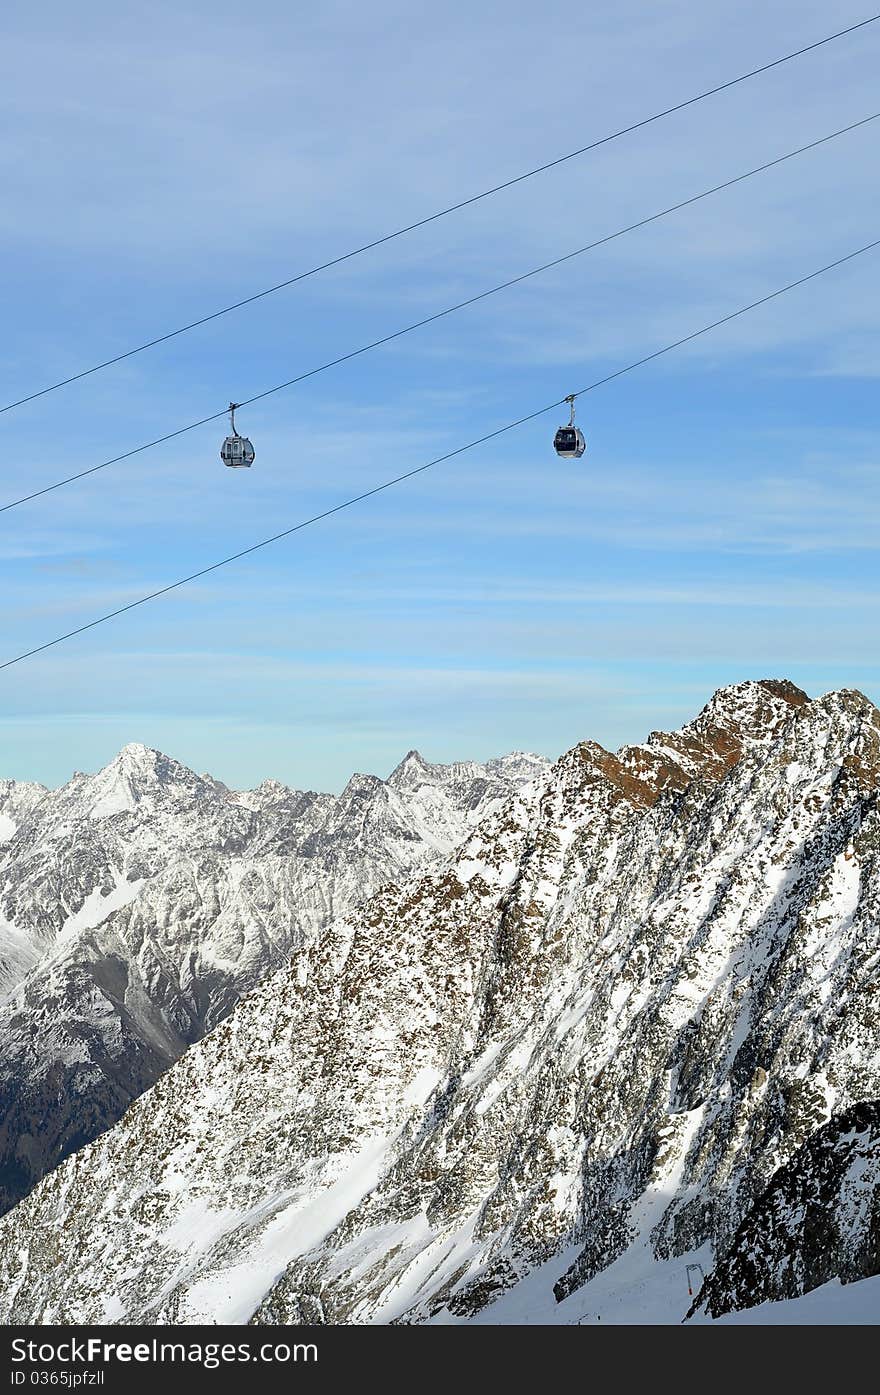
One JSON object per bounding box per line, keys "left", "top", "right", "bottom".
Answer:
{"left": 554, "top": 394, "right": 586, "bottom": 459}
{"left": 553, "top": 424, "right": 586, "bottom": 458}
{"left": 221, "top": 403, "right": 255, "bottom": 469}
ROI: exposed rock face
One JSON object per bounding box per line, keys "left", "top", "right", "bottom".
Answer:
{"left": 620, "top": 677, "right": 810, "bottom": 791}
{"left": 689, "top": 1100, "right": 880, "bottom": 1318}
{"left": 0, "top": 679, "right": 876, "bottom": 1326}
{"left": 0, "top": 743, "right": 546, "bottom": 1217}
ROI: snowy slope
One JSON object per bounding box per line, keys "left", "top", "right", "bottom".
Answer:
{"left": 699, "top": 1273, "right": 880, "bottom": 1324}
{"left": 0, "top": 742, "right": 546, "bottom": 1216}
{"left": 3, "top": 679, "right": 876, "bottom": 1325}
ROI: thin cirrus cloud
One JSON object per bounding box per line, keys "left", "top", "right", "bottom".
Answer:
{"left": 1, "top": 0, "right": 879, "bottom": 785}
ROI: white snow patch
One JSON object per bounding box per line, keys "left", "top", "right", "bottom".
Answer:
{"left": 367, "top": 1210, "right": 485, "bottom": 1325}
{"left": 59, "top": 873, "right": 145, "bottom": 942}
{"left": 179, "top": 1134, "right": 393, "bottom": 1323}
{"left": 460, "top": 1040, "right": 504, "bottom": 1088}
{"left": 403, "top": 1066, "right": 442, "bottom": 1107}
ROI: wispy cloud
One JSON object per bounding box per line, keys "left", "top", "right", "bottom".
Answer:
{"left": 3, "top": 0, "right": 880, "bottom": 785}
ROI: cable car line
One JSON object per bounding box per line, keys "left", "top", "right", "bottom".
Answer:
{"left": 2, "top": 233, "right": 878, "bottom": 675}
{"left": 2, "top": 12, "right": 878, "bottom": 419}
{"left": 3, "top": 110, "right": 878, "bottom": 516}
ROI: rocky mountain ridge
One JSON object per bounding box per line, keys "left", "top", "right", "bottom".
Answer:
{"left": 1, "top": 678, "right": 875, "bottom": 1324}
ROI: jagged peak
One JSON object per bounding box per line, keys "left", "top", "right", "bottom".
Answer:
{"left": 485, "top": 751, "right": 551, "bottom": 779}
{"left": 617, "top": 678, "right": 811, "bottom": 794}
{"left": 340, "top": 771, "right": 385, "bottom": 801}
{"left": 684, "top": 678, "right": 809, "bottom": 736}
{"left": 388, "top": 748, "right": 550, "bottom": 794}
{"left": 256, "top": 777, "right": 291, "bottom": 800}
{"left": 387, "top": 749, "right": 431, "bottom": 789}
{"left": 60, "top": 743, "right": 214, "bottom": 819}
{"left": 102, "top": 742, "right": 205, "bottom": 787}
{"left": 755, "top": 677, "right": 811, "bottom": 706}
{"left": 113, "top": 741, "right": 161, "bottom": 770}
{"left": 0, "top": 777, "right": 49, "bottom": 798}
{"left": 814, "top": 686, "right": 880, "bottom": 720}
{"left": 551, "top": 738, "right": 658, "bottom": 811}
{"left": 232, "top": 777, "right": 293, "bottom": 812}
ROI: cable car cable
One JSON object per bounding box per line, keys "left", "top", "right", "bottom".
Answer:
{"left": 2, "top": 233, "right": 878, "bottom": 674}
{"left": 3, "top": 110, "right": 878, "bottom": 516}
{"left": 1, "top": 11, "right": 878, "bottom": 418}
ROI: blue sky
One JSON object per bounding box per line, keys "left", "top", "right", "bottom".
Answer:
{"left": 2, "top": 0, "right": 880, "bottom": 791}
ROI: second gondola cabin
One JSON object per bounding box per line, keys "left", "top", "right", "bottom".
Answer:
{"left": 554, "top": 394, "right": 586, "bottom": 459}
{"left": 221, "top": 403, "right": 255, "bottom": 469}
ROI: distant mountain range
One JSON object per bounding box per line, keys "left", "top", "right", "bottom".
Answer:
{"left": 0, "top": 680, "right": 877, "bottom": 1324}
{"left": 0, "top": 742, "right": 547, "bottom": 1217}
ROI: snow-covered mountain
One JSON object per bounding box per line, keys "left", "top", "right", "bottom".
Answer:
{"left": 1, "top": 678, "right": 875, "bottom": 1325}
{"left": 0, "top": 742, "right": 547, "bottom": 1216}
